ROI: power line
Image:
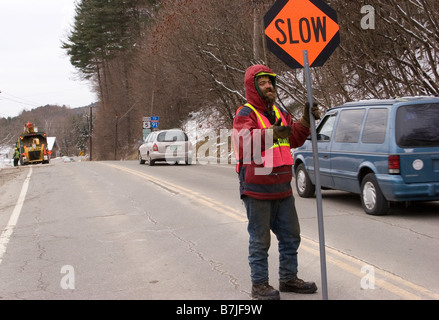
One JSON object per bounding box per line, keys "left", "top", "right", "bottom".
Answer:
{"left": 0, "top": 91, "right": 41, "bottom": 107}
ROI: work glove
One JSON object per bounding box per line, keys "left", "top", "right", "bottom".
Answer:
{"left": 269, "top": 119, "right": 292, "bottom": 142}
{"left": 300, "top": 102, "right": 321, "bottom": 128}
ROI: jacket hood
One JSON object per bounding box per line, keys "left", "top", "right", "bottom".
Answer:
{"left": 244, "top": 64, "right": 276, "bottom": 111}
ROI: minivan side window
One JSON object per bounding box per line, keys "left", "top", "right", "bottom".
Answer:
{"left": 362, "top": 108, "right": 388, "bottom": 144}
{"left": 317, "top": 114, "right": 336, "bottom": 141}
{"left": 334, "top": 109, "right": 366, "bottom": 143}
{"left": 396, "top": 104, "right": 439, "bottom": 147}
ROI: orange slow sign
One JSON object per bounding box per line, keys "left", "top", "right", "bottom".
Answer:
{"left": 265, "top": 0, "right": 340, "bottom": 69}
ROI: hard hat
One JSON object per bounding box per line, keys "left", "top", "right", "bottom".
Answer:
{"left": 255, "top": 71, "right": 277, "bottom": 85}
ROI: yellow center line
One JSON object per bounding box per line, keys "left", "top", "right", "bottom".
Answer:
{"left": 102, "top": 162, "right": 439, "bottom": 300}
{"left": 103, "top": 163, "right": 247, "bottom": 222}
{"left": 301, "top": 237, "right": 439, "bottom": 300}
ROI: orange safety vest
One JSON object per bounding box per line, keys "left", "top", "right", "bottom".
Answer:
{"left": 234, "top": 103, "right": 294, "bottom": 172}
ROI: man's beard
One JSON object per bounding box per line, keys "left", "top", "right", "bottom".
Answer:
{"left": 263, "top": 89, "right": 277, "bottom": 103}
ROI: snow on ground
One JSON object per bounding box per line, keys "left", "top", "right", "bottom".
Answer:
{"left": 183, "top": 109, "right": 223, "bottom": 145}
{"left": 0, "top": 145, "right": 14, "bottom": 170}
{"left": 0, "top": 158, "right": 14, "bottom": 169}
{"left": 182, "top": 109, "right": 234, "bottom": 164}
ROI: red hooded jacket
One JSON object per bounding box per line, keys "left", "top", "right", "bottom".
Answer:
{"left": 233, "top": 65, "right": 310, "bottom": 200}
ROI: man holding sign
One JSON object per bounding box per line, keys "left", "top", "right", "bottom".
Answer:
{"left": 265, "top": 0, "right": 340, "bottom": 300}
{"left": 233, "top": 64, "right": 320, "bottom": 300}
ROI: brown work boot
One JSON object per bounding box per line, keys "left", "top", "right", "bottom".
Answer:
{"left": 251, "top": 282, "right": 280, "bottom": 300}
{"left": 279, "top": 276, "right": 317, "bottom": 294}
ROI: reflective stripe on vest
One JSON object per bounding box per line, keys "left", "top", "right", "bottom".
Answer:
{"left": 234, "top": 103, "right": 294, "bottom": 170}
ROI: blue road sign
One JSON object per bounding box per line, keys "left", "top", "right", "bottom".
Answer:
{"left": 151, "top": 116, "right": 159, "bottom": 129}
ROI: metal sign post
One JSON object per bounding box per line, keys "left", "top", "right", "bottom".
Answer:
{"left": 303, "top": 50, "right": 328, "bottom": 300}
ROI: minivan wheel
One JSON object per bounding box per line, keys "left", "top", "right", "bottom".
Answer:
{"left": 295, "top": 164, "right": 315, "bottom": 198}
{"left": 360, "top": 173, "right": 388, "bottom": 216}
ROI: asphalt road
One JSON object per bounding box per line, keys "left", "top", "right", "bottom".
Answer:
{"left": 0, "top": 159, "right": 438, "bottom": 301}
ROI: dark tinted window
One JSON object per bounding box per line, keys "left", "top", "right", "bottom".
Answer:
{"left": 157, "top": 131, "right": 188, "bottom": 142}
{"left": 396, "top": 104, "right": 439, "bottom": 147}
{"left": 334, "top": 109, "right": 366, "bottom": 143}
{"left": 362, "top": 108, "right": 388, "bottom": 144}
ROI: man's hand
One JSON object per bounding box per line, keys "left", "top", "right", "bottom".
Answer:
{"left": 300, "top": 102, "right": 321, "bottom": 128}
{"left": 269, "top": 119, "right": 292, "bottom": 141}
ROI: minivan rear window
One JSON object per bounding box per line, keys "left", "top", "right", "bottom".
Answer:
{"left": 396, "top": 104, "right": 439, "bottom": 148}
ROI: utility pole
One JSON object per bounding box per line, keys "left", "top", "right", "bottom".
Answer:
{"left": 89, "top": 106, "right": 93, "bottom": 161}
{"left": 114, "top": 115, "right": 118, "bottom": 160}
{"left": 114, "top": 98, "right": 143, "bottom": 160}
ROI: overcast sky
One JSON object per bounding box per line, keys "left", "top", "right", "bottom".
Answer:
{"left": 0, "top": 0, "right": 96, "bottom": 119}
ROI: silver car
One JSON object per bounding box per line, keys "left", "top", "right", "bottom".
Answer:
{"left": 139, "top": 129, "right": 193, "bottom": 166}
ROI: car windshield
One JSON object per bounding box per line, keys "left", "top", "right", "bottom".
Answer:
{"left": 396, "top": 103, "right": 439, "bottom": 147}
{"left": 157, "top": 131, "right": 187, "bottom": 142}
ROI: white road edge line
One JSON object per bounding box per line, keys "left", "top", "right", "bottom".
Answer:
{"left": 0, "top": 168, "right": 32, "bottom": 265}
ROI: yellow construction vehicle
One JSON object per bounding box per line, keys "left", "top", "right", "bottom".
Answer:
{"left": 17, "top": 122, "right": 50, "bottom": 165}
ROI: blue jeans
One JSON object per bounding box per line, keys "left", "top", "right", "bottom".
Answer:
{"left": 243, "top": 196, "right": 301, "bottom": 285}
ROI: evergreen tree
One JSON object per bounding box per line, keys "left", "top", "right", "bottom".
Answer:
{"left": 62, "top": 0, "right": 157, "bottom": 79}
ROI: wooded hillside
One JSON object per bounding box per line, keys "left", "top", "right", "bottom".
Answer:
{"left": 62, "top": 0, "right": 439, "bottom": 160}
{"left": 0, "top": 104, "right": 94, "bottom": 157}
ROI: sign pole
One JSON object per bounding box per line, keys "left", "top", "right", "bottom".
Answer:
{"left": 303, "top": 50, "right": 328, "bottom": 300}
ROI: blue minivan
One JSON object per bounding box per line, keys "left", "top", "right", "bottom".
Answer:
{"left": 293, "top": 96, "right": 439, "bottom": 215}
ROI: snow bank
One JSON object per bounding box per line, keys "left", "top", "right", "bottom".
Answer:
{"left": 182, "top": 109, "right": 235, "bottom": 164}
{"left": 0, "top": 145, "right": 14, "bottom": 169}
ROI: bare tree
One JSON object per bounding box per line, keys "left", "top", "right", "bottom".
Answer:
{"left": 64, "top": 0, "right": 438, "bottom": 158}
